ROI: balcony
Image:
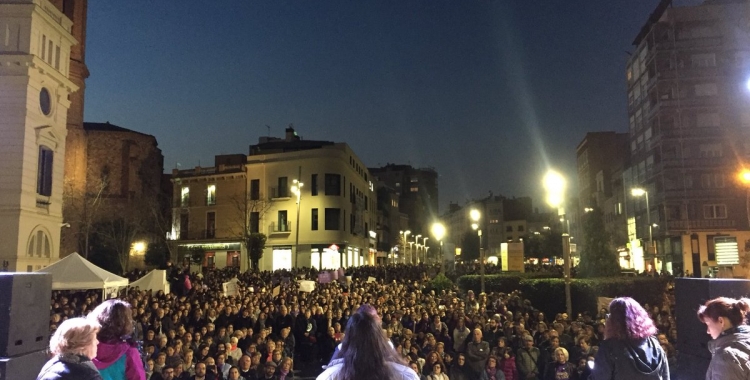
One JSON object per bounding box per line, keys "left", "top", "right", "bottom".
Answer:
{"left": 269, "top": 186, "right": 291, "bottom": 200}
{"left": 269, "top": 222, "right": 291, "bottom": 236}
{"left": 667, "top": 219, "right": 736, "bottom": 231}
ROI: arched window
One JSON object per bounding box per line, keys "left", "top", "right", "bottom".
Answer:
{"left": 27, "top": 228, "right": 52, "bottom": 258}
{"left": 37, "top": 146, "right": 54, "bottom": 196}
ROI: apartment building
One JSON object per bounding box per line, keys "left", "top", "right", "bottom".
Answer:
{"left": 171, "top": 128, "right": 376, "bottom": 271}
{"left": 626, "top": 0, "right": 750, "bottom": 276}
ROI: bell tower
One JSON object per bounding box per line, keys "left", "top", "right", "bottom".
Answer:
{"left": 0, "top": 0, "right": 78, "bottom": 270}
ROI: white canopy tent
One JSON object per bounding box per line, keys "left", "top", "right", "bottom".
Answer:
{"left": 36, "top": 252, "right": 129, "bottom": 296}
{"left": 129, "top": 269, "right": 170, "bottom": 294}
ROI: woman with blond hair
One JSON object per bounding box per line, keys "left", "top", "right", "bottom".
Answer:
{"left": 697, "top": 297, "right": 750, "bottom": 380}
{"left": 37, "top": 317, "right": 103, "bottom": 380}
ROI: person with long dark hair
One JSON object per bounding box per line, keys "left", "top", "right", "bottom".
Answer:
{"left": 317, "top": 305, "right": 419, "bottom": 380}
{"left": 697, "top": 297, "right": 750, "bottom": 380}
{"left": 88, "top": 299, "right": 147, "bottom": 380}
{"left": 589, "top": 297, "right": 669, "bottom": 380}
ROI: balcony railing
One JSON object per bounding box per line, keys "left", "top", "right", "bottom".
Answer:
{"left": 667, "top": 219, "right": 736, "bottom": 231}
{"left": 269, "top": 186, "right": 291, "bottom": 199}
{"left": 269, "top": 222, "right": 291, "bottom": 235}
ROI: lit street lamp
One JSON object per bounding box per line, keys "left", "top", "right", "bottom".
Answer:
{"left": 739, "top": 170, "right": 750, "bottom": 229}
{"left": 431, "top": 222, "right": 446, "bottom": 272}
{"left": 414, "top": 235, "right": 422, "bottom": 264}
{"left": 631, "top": 187, "right": 655, "bottom": 269}
{"left": 400, "top": 230, "right": 411, "bottom": 264}
{"left": 543, "top": 170, "right": 572, "bottom": 317}
{"left": 291, "top": 179, "right": 304, "bottom": 268}
{"left": 470, "top": 208, "right": 484, "bottom": 293}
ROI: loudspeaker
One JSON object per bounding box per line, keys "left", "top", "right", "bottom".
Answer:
{"left": 0, "top": 349, "right": 49, "bottom": 380}
{"left": 0, "top": 273, "right": 52, "bottom": 357}
{"left": 674, "top": 278, "right": 750, "bottom": 380}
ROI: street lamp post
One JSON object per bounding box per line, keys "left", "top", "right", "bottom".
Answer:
{"left": 431, "top": 222, "right": 446, "bottom": 273}
{"left": 544, "top": 170, "right": 572, "bottom": 317}
{"left": 291, "top": 179, "right": 304, "bottom": 268}
{"left": 739, "top": 170, "right": 750, "bottom": 229}
{"left": 400, "top": 230, "right": 411, "bottom": 264}
{"left": 423, "top": 237, "right": 429, "bottom": 263}
{"left": 470, "top": 209, "right": 483, "bottom": 293}
{"left": 631, "top": 188, "right": 655, "bottom": 270}
{"left": 414, "top": 235, "right": 421, "bottom": 264}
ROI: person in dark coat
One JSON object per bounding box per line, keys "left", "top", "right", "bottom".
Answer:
{"left": 542, "top": 348, "right": 575, "bottom": 380}
{"left": 698, "top": 297, "right": 750, "bottom": 380}
{"left": 37, "top": 317, "right": 104, "bottom": 380}
{"left": 589, "top": 297, "right": 669, "bottom": 380}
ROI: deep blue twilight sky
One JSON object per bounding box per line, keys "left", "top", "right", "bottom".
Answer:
{"left": 83, "top": 0, "right": 693, "bottom": 212}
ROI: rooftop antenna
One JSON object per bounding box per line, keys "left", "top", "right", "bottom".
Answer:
{"left": 266, "top": 125, "right": 271, "bottom": 136}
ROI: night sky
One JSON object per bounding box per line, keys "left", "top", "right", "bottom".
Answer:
{"left": 84, "top": 0, "right": 692, "bottom": 212}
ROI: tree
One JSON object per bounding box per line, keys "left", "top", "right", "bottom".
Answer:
{"left": 578, "top": 208, "right": 621, "bottom": 278}
{"left": 230, "top": 194, "right": 272, "bottom": 271}
{"left": 524, "top": 228, "right": 563, "bottom": 259}
{"left": 145, "top": 240, "right": 170, "bottom": 268}
{"left": 460, "top": 230, "right": 480, "bottom": 262}
{"left": 246, "top": 233, "right": 267, "bottom": 270}
{"left": 94, "top": 216, "right": 142, "bottom": 273}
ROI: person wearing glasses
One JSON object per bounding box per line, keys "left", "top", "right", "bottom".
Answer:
{"left": 589, "top": 297, "right": 669, "bottom": 380}
{"left": 697, "top": 297, "right": 750, "bottom": 380}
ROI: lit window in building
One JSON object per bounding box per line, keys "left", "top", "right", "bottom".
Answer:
{"left": 181, "top": 187, "right": 190, "bottom": 207}
{"left": 206, "top": 184, "right": 216, "bottom": 205}
{"left": 410, "top": 187, "right": 418, "bottom": 192}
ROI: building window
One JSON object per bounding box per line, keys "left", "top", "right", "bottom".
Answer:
{"left": 694, "top": 83, "right": 718, "bottom": 97}
{"left": 206, "top": 184, "right": 216, "bottom": 205}
{"left": 181, "top": 187, "right": 190, "bottom": 207}
{"left": 311, "top": 174, "right": 318, "bottom": 196}
{"left": 206, "top": 212, "right": 216, "bottom": 238}
{"left": 410, "top": 177, "right": 418, "bottom": 183}
{"left": 691, "top": 53, "right": 716, "bottom": 68}
{"left": 249, "top": 212, "right": 260, "bottom": 233}
{"left": 37, "top": 146, "right": 53, "bottom": 196}
{"left": 325, "top": 208, "right": 341, "bottom": 230}
{"left": 518, "top": 225, "right": 525, "bottom": 232}
{"left": 180, "top": 213, "right": 189, "bottom": 239}
{"left": 277, "top": 210, "right": 288, "bottom": 231}
{"left": 701, "top": 173, "right": 725, "bottom": 188}
{"left": 410, "top": 187, "right": 418, "bottom": 192}
{"left": 325, "top": 174, "right": 341, "bottom": 196}
{"left": 311, "top": 208, "right": 319, "bottom": 230}
{"left": 27, "top": 229, "right": 51, "bottom": 257}
{"left": 699, "top": 143, "right": 723, "bottom": 158}
{"left": 704, "top": 204, "right": 727, "bottom": 219}
{"left": 250, "top": 179, "right": 260, "bottom": 200}
{"left": 506, "top": 226, "right": 513, "bottom": 232}
{"left": 364, "top": 195, "right": 368, "bottom": 210}
{"left": 277, "top": 177, "right": 289, "bottom": 198}
{"left": 350, "top": 213, "right": 356, "bottom": 234}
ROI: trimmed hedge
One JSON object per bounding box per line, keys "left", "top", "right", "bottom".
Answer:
{"left": 458, "top": 273, "right": 671, "bottom": 317}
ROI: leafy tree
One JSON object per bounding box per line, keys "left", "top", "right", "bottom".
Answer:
{"left": 578, "top": 208, "right": 621, "bottom": 278}
{"left": 460, "top": 230, "right": 480, "bottom": 262}
{"left": 246, "top": 233, "right": 267, "bottom": 270}
{"left": 524, "top": 228, "right": 563, "bottom": 259}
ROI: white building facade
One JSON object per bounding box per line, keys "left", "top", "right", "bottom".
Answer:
{"left": 0, "top": 0, "right": 78, "bottom": 271}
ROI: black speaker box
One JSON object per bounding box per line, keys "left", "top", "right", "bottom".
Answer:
{"left": 0, "top": 273, "right": 52, "bottom": 357}
{"left": 674, "top": 278, "right": 750, "bottom": 380}
{"left": 0, "top": 350, "right": 49, "bottom": 380}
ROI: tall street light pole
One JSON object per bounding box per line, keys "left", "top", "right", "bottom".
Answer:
{"left": 400, "top": 230, "right": 411, "bottom": 264}
{"left": 414, "top": 235, "right": 421, "bottom": 264}
{"left": 544, "top": 170, "right": 572, "bottom": 317}
{"left": 470, "top": 209, "right": 483, "bottom": 294}
{"left": 431, "top": 222, "right": 446, "bottom": 273}
{"left": 291, "top": 178, "right": 304, "bottom": 268}
{"left": 631, "top": 188, "right": 655, "bottom": 271}
{"left": 740, "top": 170, "right": 750, "bottom": 229}
{"left": 423, "top": 237, "right": 429, "bottom": 264}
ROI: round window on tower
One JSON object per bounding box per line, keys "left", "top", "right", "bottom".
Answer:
{"left": 39, "top": 88, "right": 52, "bottom": 116}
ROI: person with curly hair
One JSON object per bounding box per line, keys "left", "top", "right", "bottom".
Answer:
{"left": 697, "top": 297, "right": 750, "bottom": 380}
{"left": 589, "top": 297, "right": 668, "bottom": 380}
{"left": 37, "top": 318, "right": 103, "bottom": 380}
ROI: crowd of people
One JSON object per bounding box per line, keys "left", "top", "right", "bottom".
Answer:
{"left": 44, "top": 262, "right": 685, "bottom": 380}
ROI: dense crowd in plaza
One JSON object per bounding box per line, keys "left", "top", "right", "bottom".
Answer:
{"left": 47, "top": 263, "right": 680, "bottom": 380}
